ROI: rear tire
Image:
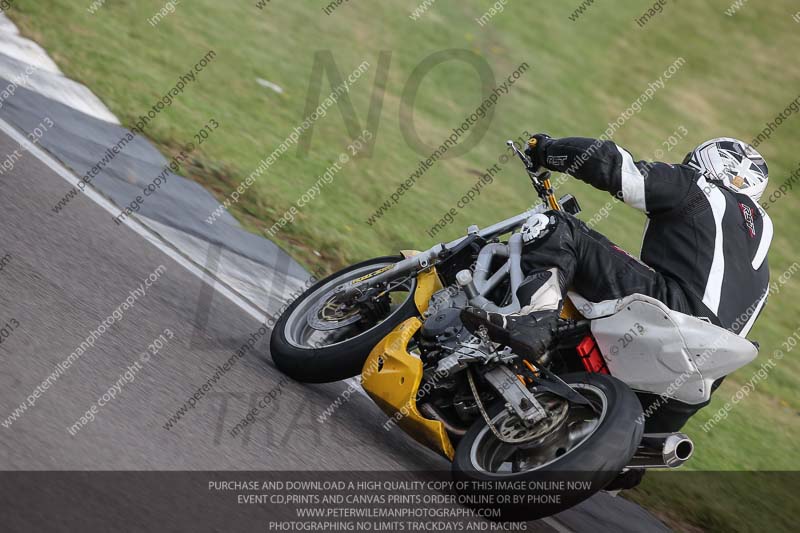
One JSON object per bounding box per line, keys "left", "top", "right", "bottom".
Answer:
{"left": 452, "top": 372, "right": 643, "bottom": 521}
{"left": 270, "top": 256, "right": 419, "bottom": 383}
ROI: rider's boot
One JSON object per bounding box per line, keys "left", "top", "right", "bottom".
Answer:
{"left": 460, "top": 266, "right": 563, "bottom": 359}
{"left": 459, "top": 307, "right": 560, "bottom": 359}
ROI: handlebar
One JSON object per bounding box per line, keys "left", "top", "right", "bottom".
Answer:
{"left": 507, "top": 138, "right": 560, "bottom": 211}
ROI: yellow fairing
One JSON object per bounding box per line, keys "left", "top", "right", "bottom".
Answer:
{"left": 400, "top": 249, "right": 444, "bottom": 315}
{"left": 361, "top": 257, "right": 579, "bottom": 460}
{"left": 413, "top": 267, "right": 443, "bottom": 314}
{"left": 361, "top": 267, "right": 454, "bottom": 460}
{"left": 560, "top": 296, "right": 582, "bottom": 319}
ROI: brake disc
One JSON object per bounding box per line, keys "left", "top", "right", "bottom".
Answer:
{"left": 468, "top": 367, "right": 570, "bottom": 444}
{"left": 306, "top": 290, "right": 363, "bottom": 331}
{"left": 496, "top": 396, "right": 570, "bottom": 443}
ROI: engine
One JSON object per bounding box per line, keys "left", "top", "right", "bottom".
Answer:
{"left": 419, "top": 286, "right": 471, "bottom": 361}
{"left": 421, "top": 308, "right": 468, "bottom": 349}
{"left": 417, "top": 291, "right": 483, "bottom": 428}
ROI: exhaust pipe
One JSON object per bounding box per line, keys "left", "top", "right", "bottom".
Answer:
{"left": 418, "top": 403, "right": 468, "bottom": 436}
{"left": 627, "top": 432, "right": 694, "bottom": 469}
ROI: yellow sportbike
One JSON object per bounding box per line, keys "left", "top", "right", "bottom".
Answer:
{"left": 271, "top": 140, "right": 753, "bottom": 520}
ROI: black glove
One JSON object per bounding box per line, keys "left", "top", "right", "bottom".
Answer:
{"left": 525, "top": 133, "right": 551, "bottom": 169}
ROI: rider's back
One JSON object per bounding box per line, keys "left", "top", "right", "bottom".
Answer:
{"left": 640, "top": 168, "right": 771, "bottom": 337}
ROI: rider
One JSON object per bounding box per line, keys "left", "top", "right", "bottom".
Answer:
{"left": 462, "top": 134, "right": 772, "bottom": 431}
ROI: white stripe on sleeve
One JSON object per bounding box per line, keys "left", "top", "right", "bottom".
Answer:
{"left": 617, "top": 146, "right": 647, "bottom": 212}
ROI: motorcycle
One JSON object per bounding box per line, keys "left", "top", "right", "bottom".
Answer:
{"left": 270, "top": 138, "right": 758, "bottom": 520}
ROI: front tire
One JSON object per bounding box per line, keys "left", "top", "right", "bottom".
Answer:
{"left": 270, "top": 256, "right": 419, "bottom": 383}
{"left": 452, "top": 372, "right": 643, "bottom": 522}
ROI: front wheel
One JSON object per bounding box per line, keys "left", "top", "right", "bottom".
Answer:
{"left": 270, "top": 256, "right": 419, "bottom": 383}
{"left": 452, "top": 372, "right": 644, "bottom": 522}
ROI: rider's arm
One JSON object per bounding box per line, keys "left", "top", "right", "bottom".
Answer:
{"left": 536, "top": 136, "right": 696, "bottom": 215}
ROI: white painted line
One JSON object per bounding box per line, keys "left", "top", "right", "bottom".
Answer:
{"left": 0, "top": 12, "right": 20, "bottom": 35}
{"left": 0, "top": 13, "right": 119, "bottom": 123}
{"left": 0, "top": 16, "right": 60, "bottom": 74}
{"left": 2, "top": 116, "right": 370, "bottom": 405}
{"left": 0, "top": 117, "right": 268, "bottom": 325}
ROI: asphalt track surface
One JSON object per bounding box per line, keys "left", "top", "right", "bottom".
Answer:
{"left": 0, "top": 128, "right": 670, "bottom": 532}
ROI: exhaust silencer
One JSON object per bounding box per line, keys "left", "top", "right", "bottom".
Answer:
{"left": 627, "top": 432, "right": 694, "bottom": 469}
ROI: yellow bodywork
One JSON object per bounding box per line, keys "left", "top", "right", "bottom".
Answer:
{"left": 361, "top": 252, "right": 583, "bottom": 461}
{"left": 560, "top": 296, "right": 581, "bottom": 319}
{"left": 361, "top": 267, "right": 455, "bottom": 460}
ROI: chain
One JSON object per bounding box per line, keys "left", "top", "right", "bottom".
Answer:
{"left": 466, "top": 367, "right": 517, "bottom": 444}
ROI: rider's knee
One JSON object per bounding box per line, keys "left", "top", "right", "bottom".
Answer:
{"left": 521, "top": 212, "right": 558, "bottom": 244}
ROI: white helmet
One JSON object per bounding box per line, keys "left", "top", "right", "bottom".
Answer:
{"left": 684, "top": 137, "right": 769, "bottom": 202}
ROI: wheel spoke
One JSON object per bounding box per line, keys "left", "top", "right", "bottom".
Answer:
{"left": 283, "top": 261, "right": 415, "bottom": 350}
{"left": 469, "top": 384, "right": 608, "bottom": 475}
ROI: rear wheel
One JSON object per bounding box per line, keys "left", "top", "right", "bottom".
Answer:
{"left": 270, "top": 256, "right": 419, "bottom": 383}
{"left": 452, "top": 372, "right": 643, "bottom": 521}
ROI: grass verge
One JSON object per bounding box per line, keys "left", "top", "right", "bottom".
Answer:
{"left": 6, "top": 1, "right": 800, "bottom": 530}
